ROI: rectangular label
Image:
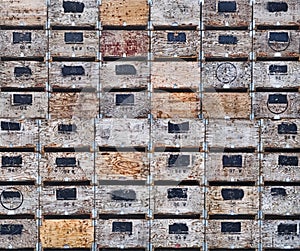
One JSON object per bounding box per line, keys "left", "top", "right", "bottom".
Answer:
{"left": 167, "top": 33, "right": 186, "bottom": 43}
{"left": 62, "top": 66, "right": 85, "bottom": 76}
{"left": 14, "top": 67, "right": 32, "bottom": 77}
{"left": 269, "top": 32, "right": 289, "bottom": 42}
{"left": 218, "top": 35, "right": 238, "bottom": 44}
{"left": 2, "top": 156, "right": 22, "bottom": 167}
{"left": 2, "top": 191, "right": 21, "bottom": 199}
{"left": 111, "top": 189, "right": 136, "bottom": 201}
{"left": 64, "top": 32, "right": 84, "bottom": 43}
{"left": 112, "top": 222, "right": 132, "bottom": 233}
{"left": 222, "top": 155, "right": 242, "bottom": 167}
{"left": 167, "top": 188, "right": 188, "bottom": 200}
{"left": 12, "top": 94, "right": 33, "bottom": 105}
{"left": 269, "top": 65, "right": 288, "bottom": 74}
{"left": 278, "top": 155, "right": 298, "bottom": 166}
{"left": 278, "top": 224, "right": 297, "bottom": 235}
{"left": 169, "top": 223, "right": 189, "bottom": 234}
{"left": 0, "top": 224, "right": 23, "bottom": 235}
{"left": 267, "top": 2, "right": 288, "bottom": 12}
{"left": 221, "top": 188, "right": 244, "bottom": 200}
{"left": 271, "top": 187, "right": 287, "bottom": 196}
{"left": 55, "top": 157, "right": 77, "bottom": 167}
{"left": 13, "top": 32, "right": 31, "bottom": 44}
{"left": 221, "top": 222, "right": 241, "bottom": 233}
{"left": 278, "top": 123, "right": 297, "bottom": 134}
{"left": 63, "top": 1, "right": 85, "bottom": 13}
{"left": 218, "top": 1, "right": 237, "bottom": 12}
{"left": 115, "top": 65, "right": 137, "bottom": 75}
{"left": 58, "top": 124, "right": 77, "bottom": 133}
{"left": 56, "top": 188, "right": 77, "bottom": 200}
{"left": 168, "top": 155, "right": 190, "bottom": 167}
{"left": 268, "top": 94, "right": 288, "bottom": 104}
{"left": 115, "top": 94, "right": 135, "bottom": 106}
{"left": 1, "top": 121, "right": 21, "bottom": 131}
{"left": 168, "top": 122, "right": 189, "bottom": 133}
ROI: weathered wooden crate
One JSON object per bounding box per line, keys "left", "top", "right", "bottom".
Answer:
{"left": 49, "top": 0, "right": 98, "bottom": 27}
{"left": 152, "top": 119, "right": 205, "bottom": 148}
{"left": 0, "top": 152, "right": 38, "bottom": 181}
{"left": 206, "top": 152, "right": 259, "bottom": 182}
{"left": 254, "top": 0, "right": 300, "bottom": 26}
{"left": 95, "top": 119, "right": 149, "bottom": 147}
{"left": 262, "top": 220, "right": 300, "bottom": 248}
{"left": 0, "top": 119, "right": 39, "bottom": 148}
{"left": 40, "top": 118, "right": 94, "bottom": 148}
{"left": 262, "top": 152, "right": 300, "bottom": 182}
{"left": 49, "top": 61, "right": 99, "bottom": 89}
{"left": 203, "top": 92, "right": 251, "bottom": 119}
{"left": 206, "top": 186, "right": 259, "bottom": 215}
{"left": 202, "top": 0, "right": 252, "bottom": 28}
{"left": 95, "top": 151, "right": 149, "bottom": 180}
{"left": 206, "top": 219, "right": 259, "bottom": 248}
{"left": 40, "top": 152, "right": 94, "bottom": 182}
{"left": 100, "top": 30, "right": 149, "bottom": 58}
{"left": 152, "top": 30, "right": 200, "bottom": 58}
{"left": 0, "top": 0, "right": 46, "bottom": 26}
{"left": 253, "top": 92, "right": 300, "bottom": 119}
{"left": 152, "top": 186, "right": 203, "bottom": 215}
{"left": 151, "top": 219, "right": 203, "bottom": 248}
{"left": 253, "top": 61, "right": 300, "bottom": 88}
{"left": 100, "top": 0, "right": 149, "bottom": 26}
{"left": 253, "top": 30, "right": 300, "bottom": 58}
{"left": 0, "top": 61, "right": 47, "bottom": 88}
{"left": 151, "top": 0, "right": 200, "bottom": 27}
{"left": 0, "top": 30, "right": 47, "bottom": 58}
{"left": 49, "top": 30, "right": 99, "bottom": 58}
{"left": 0, "top": 219, "right": 37, "bottom": 249}
{"left": 206, "top": 119, "right": 259, "bottom": 149}
{"left": 151, "top": 152, "right": 204, "bottom": 181}
{"left": 100, "top": 90, "right": 150, "bottom": 118}
{"left": 41, "top": 185, "right": 93, "bottom": 215}
{"left": 96, "top": 219, "right": 148, "bottom": 248}
{"left": 202, "top": 30, "right": 251, "bottom": 59}
{"left": 151, "top": 61, "right": 200, "bottom": 89}
{"left": 40, "top": 219, "right": 94, "bottom": 248}
{"left": 0, "top": 185, "right": 37, "bottom": 215}
{"left": 261, "top": 119, "right": 300, "bottom": 149}
{"left": 202, "top": 61, "right": 251, "bottom": 89}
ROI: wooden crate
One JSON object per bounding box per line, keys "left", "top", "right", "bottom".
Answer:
{"left": 206, "top": 186, "right": 259, "bottom": 215}
{"left": 202, "top": 30, "right": 251, "bottom": 59}
{"left": 40, "top": 152, "right": 94, "bottom": 182}
{"left": 0, "top": 61, "right": 47, "bottom": 88}
{"left": 96, "top": 219, "right": 148, "bottom": 248}
{"left": 202, "top": 61, "right": 251, "bottom": 89}
{"left": 0, "top": 91, "right": 47, "bottom": 119}
{"left": 0, "top": 119, "right": 38, "bottom": 148}
{"left": 253, "top": 61, "right": 300, "bottom": 88}
{"left": 151, "top": 0, "right": 200, "bottom": 27}
{"left": 262, "top": 220, "right": 300, "bottom": 248}
{"left": 49, "top": 0, "right": 98, "bottom": 27}
{"left": 152, "top": 119, "right": 205, "bottom": 148}
{"left": 253, "top": 30, "right": 300, "bottom": 58}
{"left": 49, "top": 30, "right": 99, "bottom": 58}
{"left": 95, "top": 119, "right": 149, "bottom": 147}
{"left": 152, "top": 185, "right": 203, "bottom": 215}
{"left": 41, "top": 185, "right": 93, "bottom": 215}
{"left": 151, "top": 152, "right": 204, "bottom": 181}
{"left": 206, "top": 219, "right": 259, "bottom": 248}
{"left": 152, "top": 30, "right": 200, "bottom": 59}
{"left": 95, "top": 151, "right": 149, "bottom": 180}
{"left": 254, "top": 0, "right": 300, "bottom": 26}
{"left": 261, "top": 119, "right": 300, "bottom": 149}
{"left": 100, "top": 0, "right": 149, "bottom": 26}
{"left": 0, "top": 219, "right": 37, "bottom": 249}
{"left": 202, "top": 0, "right": 252, "bottom": 28}
{"left": 262, "top": 152, "right": 300, "bottom": 182}
{"left": 100, "top": 30, "right": 149, "bottom": 58}
{"left": 206, "top": 119, "right": 259, "bottom": 149}
{"left": 151, "top": 61, "right": 200, "bottom": 89}
{"left": 151, "top": 219, "right": 203, "bottom": 248}
{"left": 40, "top": 219, "right": 94, "bottom": 248}
{"left": 262, "top": 186, "right": 300, "bottom": 215}
{"left": 0, "top": 30, "right": 47, "bottom": 58}
{"left": 0, "top": 185, "right": 37, "bottom": 215}
{"left": 0, "top": 152, "right": 38, "bottom": 181}
{"left": 253, "top": 92, "right": 300, "bottom": 119}
{"left": 40, "top": 118, "right": 94, "bottom": 148}
{"left": 206, "top": 152, "right": 259, "bottom": 182}
{"left": 101, "top": 60, "right": 149, "bottom": 89}
{"left": 202, "top": 92, "right": 251, "bottom": 119}
{"left": 100, "top": 90, "right": 150, "bottom": 118}
{"left": 49, "top": 61, "right": 99, "bottom": 89}
{"left": 0, "top": 0, "right": 46, "bottom": 26}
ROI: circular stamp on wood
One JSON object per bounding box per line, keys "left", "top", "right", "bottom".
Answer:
{"left": 216, "top": 62, "right": 237, "bottom": 83}
{"left": 267, "top": 31, "right": 290, "bottom": 52}
{"left": 267, "top": 94, "right": 289, "bottom": 114}
{"left": 0, "top": 187, "right": 24, "bottom": 210}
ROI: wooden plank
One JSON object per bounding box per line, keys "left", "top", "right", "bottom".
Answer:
{"left": 151, "top": 0, "right": 200, "bottom": 27}
{"left": 100, "top": 0, "right": 149, "bottom": 26}
{"left": 206, "top": 152, "right": 259, "bottom": 182}
{"left": 206, "top": 220, "right": 259, "bottom": 248}
{"left": 206, "top": 186, "right": 259, "bottom": 215}
{"left": 40, "top": 219, "right": 94, "bottom": 248}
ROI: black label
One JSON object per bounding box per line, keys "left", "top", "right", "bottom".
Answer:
{"left": 167, "top": 33, "right": 186, "bottom": 43}
{"left": 269, "top": 32, "right": 289, "bottom": 42}
{"left": 222, "top": 155, "right": 242, "bottom": 168}
{"left": 168, "top": 155, "right": 190, "bottom": 167}
{"left": 0, "top": 224, "right": 23, "bottom": 235}
{"left": 13, "top": 94, "right": 33, "bottom": 105}
{"left": 112, "top": 222, "right": 132, "bottom": 233}
{"left": 218, "top": 1, "right": 237, "bottom": 12}
{"left": 55, "top": 157, "right": 77, "bottom": 167}
{"left": 268, "top": 94, "right": 288, "bottom": 104}
{"left": 269, "top": 65, "right": 288, "bottom": 74}
{"left": 278, "top": 224, "right": 297, "bottom": 235}
{"left": 62, "top": 66, "right": 85, "bottom": 76}
{"left": 64, "top": 32, "right": 83, "bottom": 43}
{"left": 221, "top": 188, "right": 244, "bottom": 200}
{"left": 1, "top": 121, "right": 21, "bottom": 131}
{"left": 169, "top": 223, "right": 189, "bottom": 234}
{"left": 56, "top": 188, "right": 77, "bottom": 200}
{"left": 13, "top": 32, "right": 31, "bottom": 44}
{"left": 115, "top": 94, "right": 134, "bottom": 106}
{"left": 168, "top": 122, "right": 189, "bottom": 133}
{"left": 271, "top": 187, "right": 287, "bottom": 196}
{"left": 115, "top": 65, "right": 137, "bottom": 75}
{"left": 14, "top": 67, "right": 32, "bottom": 77}
{"left": 63, "top": 1, "right": 85, "bottom": 13}
{"left": 167, "top": 188, "right": 188, "bottom": 200}
{"left": 2, "top": 191, "right": 21, "bottom": 199}
{"left": 267, "top": 2, "right": 288, "bottom": 12}
{"left": 278, "top": 155, "right": 298, "bottom": 166}
{"left": 221, "top": 222, "right": 241, "bottom": 233}
{"left": 58, "top": 124, "right": 77, "bottom": 133}
{"left": 219, "top": 35, "right": 238, "bottom": 44}
{"left": 2, "top": 156, "right": 22, "bottom": 167}
{"left": 278, "top": 123, "right": 297, "bottom": 134}
{"left": 111, "top": 189, "right": 136, "bottom": 201}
